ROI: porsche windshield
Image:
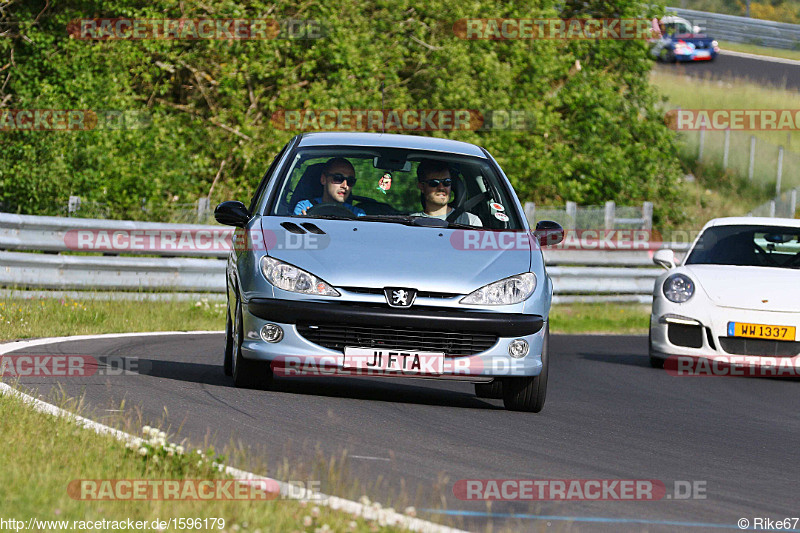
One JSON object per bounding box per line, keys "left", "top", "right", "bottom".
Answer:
{"left": 686, "top": 225, "right": 800, "bottom": 269}
{"left": 268, "top": 147, "right": 523, "bottom": 230}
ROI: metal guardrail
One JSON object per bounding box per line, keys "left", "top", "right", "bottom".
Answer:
{"left": 668, "top": 7, "right": 800, "bottom": 50}
{"left": 0, "top": 213, "right": 690, "bottom": 302}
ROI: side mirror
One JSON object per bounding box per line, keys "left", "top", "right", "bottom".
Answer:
{"left": 534, "top": 220, "right": 564, "bottom": 247}
{"left": 653, "top": 249, "right": 676, "bottom": 269}
{"left": 215, "top": 201, "right": 251, "bottom": 228}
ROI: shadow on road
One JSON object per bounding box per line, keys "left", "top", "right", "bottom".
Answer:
{"left": 137, "top": 358, "right": 504, "bottom": 410}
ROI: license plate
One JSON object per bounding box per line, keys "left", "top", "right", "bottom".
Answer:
{"left": 694, "top": 50, "right": 710, "bottom": 58}
{"left": 727, "top": 322, "right": 796, "bottom": 341}
{"left": 342, "top": 347, "right": 444, "bottom": 375}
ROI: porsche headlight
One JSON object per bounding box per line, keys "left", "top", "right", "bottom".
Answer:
{"left": 260, "top": 256, "right": 339, "bottom": 296}
{"left": 460, "top": 273, "right": 537, "bottom": 305}
{"left": 663, "top": 273, "right": 694, "bottom": 303}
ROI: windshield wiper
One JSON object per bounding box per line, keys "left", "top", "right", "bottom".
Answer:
{"left": 358, "top": 215, "right": 415, "bottom": 223}
{"left": 294, "top": 214, "right": 356, "bottom": 221}
{"left": 446, "top": 222, "right": 482, "bottom": 230}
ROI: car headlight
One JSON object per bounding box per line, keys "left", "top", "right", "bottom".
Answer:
{"left": 260, "top": 256, "right": 339, "bottom": 296}
{"left": 460, "top": 273, "right": 537, "bottom": 305}
{"left": 663, "top": 273, "right": 694, "bottom": 303}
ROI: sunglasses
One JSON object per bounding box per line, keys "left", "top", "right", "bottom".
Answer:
{"left": 327, "top": 173, "right": 357, "bottom": 186}
{"left": 421, "top": 178, "right": 452, "bottom": 188}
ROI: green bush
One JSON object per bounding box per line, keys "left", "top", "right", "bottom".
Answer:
{"left": 0, "top": 0, "right": 686, "bottom": 225}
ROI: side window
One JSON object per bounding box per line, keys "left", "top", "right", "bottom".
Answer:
{"left": 249, "top": 142, "right": 290, "bottom": 214}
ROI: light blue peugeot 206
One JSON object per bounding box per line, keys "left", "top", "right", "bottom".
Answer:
{"left": 214, "top": 132, "right": 563, "bottom": 412}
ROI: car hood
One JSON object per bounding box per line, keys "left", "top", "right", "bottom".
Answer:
{"left": 686, "top": 264, "right": 800, "bottom": 312}
{"left": 261, "top": 217, "right": 533, "bottom": 294}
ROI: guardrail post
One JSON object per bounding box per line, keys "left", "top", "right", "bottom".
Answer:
{"left": 565, "top": 201, "right": 577, "bottom": 230}
{"left": 197, "top": 198, "right": 210, "bottom": 221}
{"left": 524, "top": 202, "right": 535, "bottom": 224}
{"left": 749, "top": 135, "right": 756, "bottom": 181}
{"left": 68, "top": 196, "right": 81, "bottom": 216}
{"left": 790, "top": 189, "right": 797, "bottom": 218}
{"left": 723, "top": 129, "right": 730, "bottom": 169}
{"left": 776, "top": 146, "right": 784, "bottom": 195}
{"left": 643, "top": 202, "right": 653, "bottom": 231}
{"left": 769, "top": 200, "right": 776, "bottom": 218}
{"left": 698, "top": 127, "right": 705, "bottom": 161}
{"left": 604, "top": 201, "right": 615, "bottom": 230}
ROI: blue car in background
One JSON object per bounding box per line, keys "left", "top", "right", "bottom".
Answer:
{"left": 214, "top": 132, "right": 563, "bottom": 412}
{"left": 650, "top": 16, "right": 719, "bottom": 62}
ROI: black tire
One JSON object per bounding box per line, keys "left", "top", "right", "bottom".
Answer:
{"left": 223, "top": 302, "right": 233, "bottom": 376}
{"left": 648, "top": 320, "right": 665, "bottom": 369}
{"left": 231, "top": 298, "right": 273, "bottom": 389}
{"left": 475, "top": 380, "right": 503, "bottom": 399}
{"left": 502, "top": 325, "right": 549, "bottom": 413}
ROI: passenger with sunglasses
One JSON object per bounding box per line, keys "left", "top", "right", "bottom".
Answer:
{"left": 294, "top": 157, "right": 366, "bottom": 216}
{"left": 412, "top": 160, "right": 482, "bottom": 226}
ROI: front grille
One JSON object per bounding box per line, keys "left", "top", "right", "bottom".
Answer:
{"left": 340, "top": 287, "right": 460, "bottom": 299}
{"left": 297, "top": 323, "right": 497, "bottom": 356}
{"left": 718, "top": 337, "right": 800, "bottom": 357}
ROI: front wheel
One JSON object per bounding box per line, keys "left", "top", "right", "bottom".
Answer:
{"left": 475, "top": 380, "right": 503, "bottom": 399}
{"left": 231, "top": 298, "right": 273, "bottom": 389}
{"left": 223, "top": 302, "right": 233, "bottom": 376}
{"left": 648, "top": 326, "right": 665, "bottom": 369}
{"left": 502, "top": 325, "right": 549, "bottom": 412}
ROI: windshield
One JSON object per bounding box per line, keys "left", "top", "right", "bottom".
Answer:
{"left": 267, "top": 147, "right": 523, "bottom": 230}
{"left": 686, "top": 225, "right": 800, "bottom": 269}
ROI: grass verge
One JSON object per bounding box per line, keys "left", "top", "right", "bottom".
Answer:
{"left": 0, "top": 297, "right": 653, "bottom": 340}
{"left": 719, "top": 41, "right": 800, "bottom": 62}
{"left": 0, "top": 297, "right": 226, "bottom": 341}
{"left": 549, "top": 303, "right": 649, "bottom": 335}
{"left": 0, "top": 389, "right": 408, "bottom": 533}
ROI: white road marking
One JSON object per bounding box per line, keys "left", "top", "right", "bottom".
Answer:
{"left": 350, "top": 455, "right": 392, "bottom": 461}
{"left": 0, "top": 332, "right": 467, "bottom": 533}
{"left": 720, "top": 49, "right": 800, "bottom": 66}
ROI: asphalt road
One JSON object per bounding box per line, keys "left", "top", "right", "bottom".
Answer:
{"left": 654, "top": 50, "right": 800, "bottom": 91}
{"left": 5, "top": 333, "right": 799, "bottom": 532}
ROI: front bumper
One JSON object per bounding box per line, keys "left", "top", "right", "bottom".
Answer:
{"left": 240, "top": 298, "right": 546, "bottom": 378}
{"left": 650, "top": 303, "right": 800, "bottom": 365}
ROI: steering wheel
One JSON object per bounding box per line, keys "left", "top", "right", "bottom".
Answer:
{"left": 303, "top": 202, "right": 357, "bottom": 219}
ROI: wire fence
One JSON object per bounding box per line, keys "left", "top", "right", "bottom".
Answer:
{"left": 747, "top": 187, "right": 800, "bottom": 218}
{"left": 524, "top": 202, "right": 653, "bottom": 230}
{"left": 64, "top": 196, "right": 215, "bottom": 224}
{"left": 678, "top": 129, "right": 800, "bottom": 194}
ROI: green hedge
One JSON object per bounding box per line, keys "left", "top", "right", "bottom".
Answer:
{"left": 0, "top": 0, "right": 686, "bottom": 225}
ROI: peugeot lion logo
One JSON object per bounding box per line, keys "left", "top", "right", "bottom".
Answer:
{"left": 385, "top": 288, "right": 417, "bottom": 308}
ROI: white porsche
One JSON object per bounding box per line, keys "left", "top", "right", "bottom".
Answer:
{"left": 649, "top": 217, "right": 800, "bottom": 372}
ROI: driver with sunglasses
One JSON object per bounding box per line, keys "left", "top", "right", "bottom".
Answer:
{"left": 294, "top": 157, "right": 366, "bottom": 216}
{"left": 412, "top": 159, "right": 482, "bottom": 226}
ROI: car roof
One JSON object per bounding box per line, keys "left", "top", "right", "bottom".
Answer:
{"left": 702, "top": 217, "right": 800, "bottom": 230}
{"left": 296, "top": 132, "right": 487, "bottom": 158}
